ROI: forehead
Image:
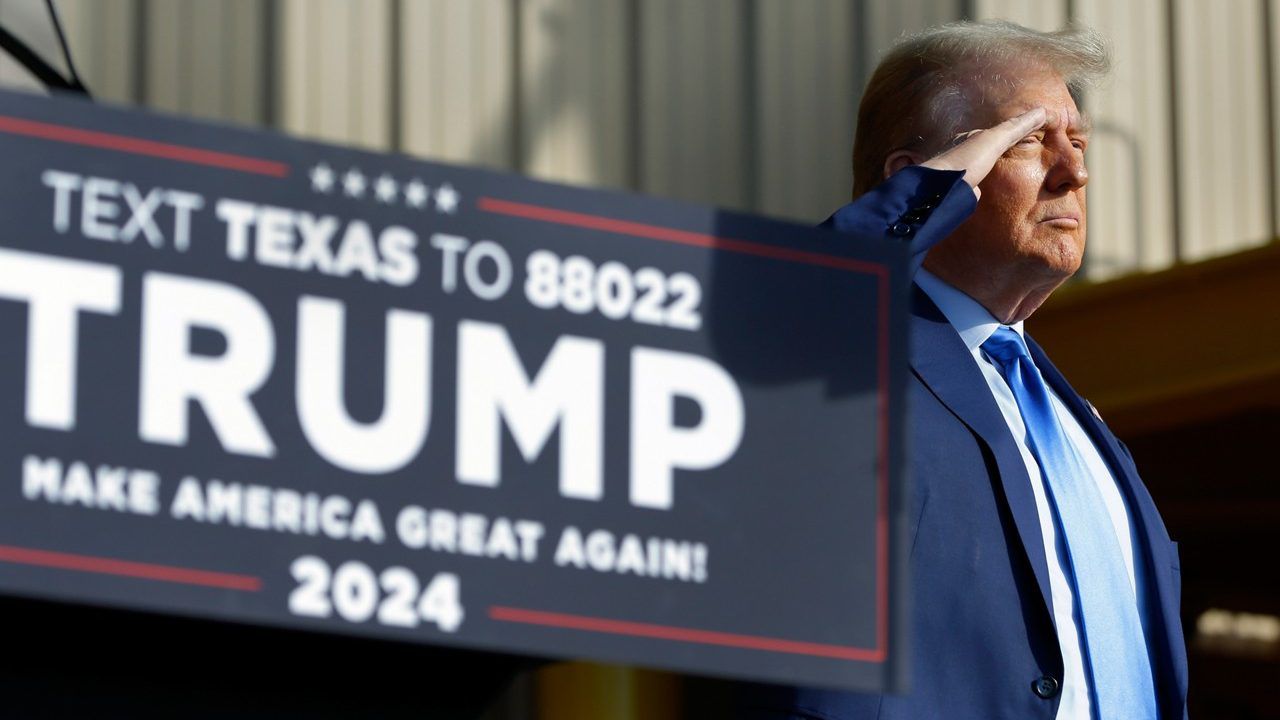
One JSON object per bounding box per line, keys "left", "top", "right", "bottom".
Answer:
{"left": 968, "top": 68, "right": 1090, "bottom": 133}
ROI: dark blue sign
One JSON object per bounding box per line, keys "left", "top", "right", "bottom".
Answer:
{"left": 0, "top": 89, "right": 909, "bottom": 692}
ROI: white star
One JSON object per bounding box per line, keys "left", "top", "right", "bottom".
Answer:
{"left": 404, "top": 179, "right": 429, "bottom": 209}
{"left": 310, "top": 163, "right": 335, "bottom": 193}
{"left": 434, "top": 183, "right": 459, "bottom": 214}
{"left": 342, "top": 169, "right": 366, "bottom": 198}
{"left": 374, "top": 174, "right": 398, "bottom": 203}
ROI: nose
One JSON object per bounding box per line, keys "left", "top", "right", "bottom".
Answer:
{"left": 1045, "top": 139, "right": 1088, "bottom": 193}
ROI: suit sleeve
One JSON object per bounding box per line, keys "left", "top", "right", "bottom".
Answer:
{"left": 821, "top": 166, "right": 977, "bottom": 275}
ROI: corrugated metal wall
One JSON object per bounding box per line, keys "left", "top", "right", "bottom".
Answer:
{"left": 1073, "top": 0, "right": 1178, "bottom": 275}
{"left": 30, "top": 0, "right": 1280, "bottom": 282}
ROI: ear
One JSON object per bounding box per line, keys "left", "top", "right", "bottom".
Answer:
{"left": 883, "top": 150, "right": 926, "bottom": 179}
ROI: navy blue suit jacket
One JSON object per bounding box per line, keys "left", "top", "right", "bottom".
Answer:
{"left": 739, "top": 168, "right": 1188, "bottom": 719}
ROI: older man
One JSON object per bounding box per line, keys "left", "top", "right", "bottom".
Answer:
{"left": 742, "top": 20, "right": 1188, "bottom": 720}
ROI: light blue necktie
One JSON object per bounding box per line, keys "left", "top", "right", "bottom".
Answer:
{"left": 982, "top": 327, "right": 1157, "bottom": 719}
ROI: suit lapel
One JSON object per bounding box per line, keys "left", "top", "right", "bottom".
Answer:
{"left": 909, "top": 288, "right": 1053, "bottom": 617}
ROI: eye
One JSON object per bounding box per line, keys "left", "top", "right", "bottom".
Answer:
{"left": 1071, "top": 138, "right": 1088, "bottom": 151}
{"left": 1017, "top": 133, "right": 1043, "bottom": 146}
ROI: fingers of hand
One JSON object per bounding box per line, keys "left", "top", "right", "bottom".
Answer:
{"left": 948, "top": 107, "right": 1045, "bottom": 153}
{"left": 998, "top": 106, "right": 1047, "bottom": 145}
{"left": 957, "top": 107, "right": 1047, "bottom": 183}
{"left": 920, "top": 107, "right": 1046, "bottom": 185}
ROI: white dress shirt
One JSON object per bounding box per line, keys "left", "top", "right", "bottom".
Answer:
{"left": 916, "top": 269, "right": 1151, "bottom": 720}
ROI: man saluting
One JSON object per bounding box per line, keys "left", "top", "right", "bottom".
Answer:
{"left": 743, "top": 20, "right": 1187, "bottom": 720}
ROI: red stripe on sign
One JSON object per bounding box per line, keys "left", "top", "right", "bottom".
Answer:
{"left": 0, "top": 115, "right": 289, "bottom": 177}
{"left": 476, "top": 197, "right": 887, "bottom": 275}
{"left": 876, "top": 273, "right": 890, "bottom": 653}
{"left": 489, "top": 606, "right": 884, "bottom": 662}
{"left": 0, "top": 544, "right": 262, "bottom": 591}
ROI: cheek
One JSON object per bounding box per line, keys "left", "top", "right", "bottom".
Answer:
{"left": 969, "top": 188, "right": 1028, "bottom": 236}
{"left": 1008, "top": 163, "right": 1046, "bottom": 203}
{"left": 977, "top": 164, "right": 1043, "bottom": 214}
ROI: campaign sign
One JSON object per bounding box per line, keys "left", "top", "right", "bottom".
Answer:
{"left": 0, "top": 89, "right": 909, "bottom": 692}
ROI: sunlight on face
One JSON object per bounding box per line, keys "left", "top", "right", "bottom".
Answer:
{"left": 924, "top": 67, "right": 1090, "bottom": 315}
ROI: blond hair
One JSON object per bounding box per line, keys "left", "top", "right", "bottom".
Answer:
{"left": 851, "top": 20, "right": 1110, "bottom": 197}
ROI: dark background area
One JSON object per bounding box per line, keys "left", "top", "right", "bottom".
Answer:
{"left": 0, "top": 594, "right": 535, "bottom": 719}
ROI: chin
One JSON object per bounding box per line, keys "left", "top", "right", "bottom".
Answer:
{"left": 1026, "top": 235, "right": 1085, "bottom": 279}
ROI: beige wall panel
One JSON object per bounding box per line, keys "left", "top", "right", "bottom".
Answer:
{"left": 143, "top": 0, "right": 184, "bottom": 112}
{"left": 862, "top": 0, "right": 965, "bottom": 65}
{"left": 1172, "top": 0, "right": 1270, "bottom": 260}
{"left": 637, "top": 0, "right": 748, "bottom": 210}
{"left": 279, "top": 0, "right": 309, "bottom": 133}
{"left": 400, "top": 0, "right": 515, "bottom": 168}
{"left": 226, "top": 0, "right": 268, "bottom": 125}
{"left": 89, "top": 0, "right": 140, "bottom": 104}
{"left": 754, "top": 0, "right": 858, "bottom": 222}
{"left": 972, "top": 0, "right": 1068, "bottom": 30}
{"left": 519, "top": 0, "right": 631, "bottom": 189}
{"left": 1271, "top": 0, "right": 1280, "bottom": 241}
{"left": 1074, "top": 0, "right": 1177, "bottom": 280}
{"left": 356, "top": 0, "right": 390, "bottom": 147}
{"left": 187, "top": 0, "right": 231, "bottom": 119}
{"left": 143, "top": 0, "right": 267, "bottom": 125}
{"left": 279, "top": 0, "right": 392, "bottom": 150}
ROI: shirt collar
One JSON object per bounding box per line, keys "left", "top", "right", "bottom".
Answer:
{"left": 915, "top": 268, "right": 1025, "bottom": 352}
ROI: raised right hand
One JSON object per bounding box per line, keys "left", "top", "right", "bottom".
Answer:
{"left": 919, "top": 107, "right": 1047, "bottom": 200}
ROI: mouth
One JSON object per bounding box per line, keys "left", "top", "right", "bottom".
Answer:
{"left": 1039, "top": 215, "right": 1080, "bottom": 229}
